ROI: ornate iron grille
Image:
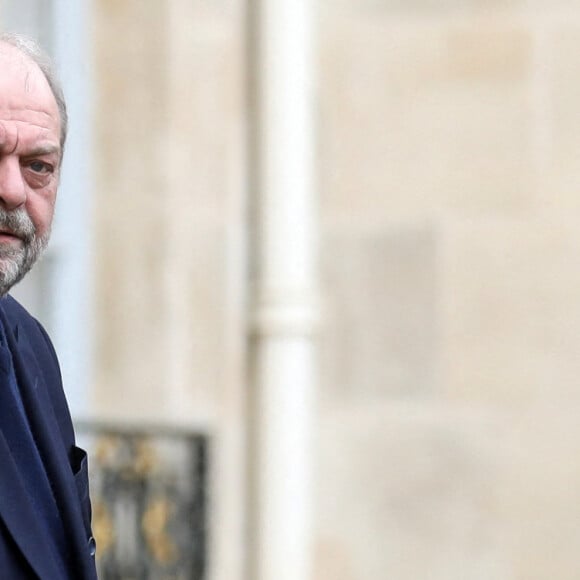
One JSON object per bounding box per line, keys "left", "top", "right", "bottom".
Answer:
{"left": 75, "top": 421, "right": 208, "bottom": 580}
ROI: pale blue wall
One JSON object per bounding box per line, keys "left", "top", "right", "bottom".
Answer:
{"left": 2, "top": 0, "right": 94, "bottom": 418}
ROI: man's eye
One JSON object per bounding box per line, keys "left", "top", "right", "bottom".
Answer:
{"left": 28, "top": 161, "right": 53, "bottom": 174}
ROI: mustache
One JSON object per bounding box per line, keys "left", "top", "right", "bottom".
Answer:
{"left": 0, "top": 208, "right": 35, "bottom": 243}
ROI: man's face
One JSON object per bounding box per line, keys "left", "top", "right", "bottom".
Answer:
{"left": 0, "top": 45, "right": 61, "bottom": 295}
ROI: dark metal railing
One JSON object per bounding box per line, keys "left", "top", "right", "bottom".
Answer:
{"left": 75, "top": 421, "right": 208, "bottom": 580}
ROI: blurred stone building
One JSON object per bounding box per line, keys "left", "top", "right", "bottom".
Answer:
{"left": 2, "top": 0, "right": 580, "bottom": 579}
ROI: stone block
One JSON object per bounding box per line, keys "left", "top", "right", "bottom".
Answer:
{"left": 314, "top": 403, "right": 506, "bottom": 580}
{"left": 320, "top": 0, "right": 524, "bottom": 17}
{"left": 165, "top": 0, "right": 243, "bottom": 223}
{"left": 495, "top": 404, "right": 580, "bottom": 580}
{"left": 321, "top": 224, "right": 438, "bottom": 404}
{"left": 320, "top": 17, "right": 534, "bottom": 226}
{"left": 95, "top": 225, "right": 227, "bottom": 423}
{"left": 441, "top": 217, "right": 580, "bottom": 404}
{"left": 535, "top": 23, "right": 580, "bottom": 211}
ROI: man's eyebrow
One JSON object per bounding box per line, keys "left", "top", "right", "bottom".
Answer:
{"left": 23, "top": 144, "right": 61, "bottom": 157}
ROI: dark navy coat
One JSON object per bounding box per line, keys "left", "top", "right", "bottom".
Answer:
{"left": 0, "top": 295, "right": 97, "bottom": 579}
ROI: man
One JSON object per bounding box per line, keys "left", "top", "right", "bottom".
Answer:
{"left": 0, "top": 33, "right": 97, "bottom": 579}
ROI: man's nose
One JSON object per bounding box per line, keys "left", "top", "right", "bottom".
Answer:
{"left": 0, "top": 158, "right": 26, "bottom": 210}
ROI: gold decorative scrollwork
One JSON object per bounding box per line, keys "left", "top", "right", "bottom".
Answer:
{"left": 92, "top": 500, "right": 115, "bottom": 558}
{"left": 142, "top": 497, "right": 179, "bottom": 565}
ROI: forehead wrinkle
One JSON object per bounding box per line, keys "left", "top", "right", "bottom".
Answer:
{"left": 0, "top": 107, "right": 56, "bottom": 119}
{"left": 0, "top": 106, "right": 59, "bottom": 129}
{"left": 12, "top": 130, "right": 19, "bottom": 155}
{"left": 0, "top": 116, "right": 60, "bottom": 156}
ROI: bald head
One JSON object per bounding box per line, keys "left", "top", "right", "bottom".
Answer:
{"left": 0, "top": 33, "right": 67, "bottom": 152}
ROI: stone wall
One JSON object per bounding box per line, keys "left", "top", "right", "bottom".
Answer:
{"left": 317, "top": 2, "right": 580, "bottom": 579}
{"left": 93, "top": 2, "right": 247, "bottom": 578}
{"left": 93, "top": 1, "right": 580, "bottom": 579}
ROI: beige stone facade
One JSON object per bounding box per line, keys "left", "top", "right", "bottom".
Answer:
{"left": 316, "top": 3, "right": 580, "bottom": 579}
{"left": 57, "top": 0, "right": 580, "bottom": 578}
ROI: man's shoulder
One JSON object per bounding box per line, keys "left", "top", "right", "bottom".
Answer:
{"left": 1, "top": 294, "right": 44, "bottom": 335}
{"left": 1, "top": 294, "right": 55, "bottom": 355}
{"left": 2, "top": 293, "right": 68, "bottom": 416}
{"left": 2, "top": 294, "right": 34, "bottom": 320}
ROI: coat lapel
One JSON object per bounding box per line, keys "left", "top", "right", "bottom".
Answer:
{"left": 0, "top": 382, "right": 64, "bottom": 579}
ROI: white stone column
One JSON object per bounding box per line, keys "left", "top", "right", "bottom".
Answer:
{"left": 248, "top": 0, "right": 318, "bottom": 579}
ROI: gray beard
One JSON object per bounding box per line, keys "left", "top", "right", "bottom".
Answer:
{"left": 0, "top": 208, "right": 50, "bottom": 296}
